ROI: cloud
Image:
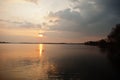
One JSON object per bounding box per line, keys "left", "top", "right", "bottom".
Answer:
{"left": 46, "top": 0, "right": 120, "bottom": 37}
{"left": 0, "top": 19, "right": 41, "bottom": 29}
{"left": 18, "top": 22, "right": 41, "bottom": 29}
{"left": 95, "top": 0, "right": 120, "bottom": 15}
{"left": 24, "top": 0, "right": 39, "bottom": 4}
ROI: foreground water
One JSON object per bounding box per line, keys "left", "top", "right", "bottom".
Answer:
{"left": 0, "top": 44, "right": 119, "bottom": 80}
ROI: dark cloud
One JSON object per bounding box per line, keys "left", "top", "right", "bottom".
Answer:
{"left": 95, "top": 0, "right": 120, "bottom": 15}
{"left": 48, "top": 0, "right": 120, "bottom": 37}
{"left": 55, "top": 9, "right": 83, "bottom": 23}
{"left": 0, "top": 19, "right": 41, "bottom": 29}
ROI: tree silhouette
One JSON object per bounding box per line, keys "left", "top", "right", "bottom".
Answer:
{"left": 107, "top": 24, "right": 120, "bottom": 44}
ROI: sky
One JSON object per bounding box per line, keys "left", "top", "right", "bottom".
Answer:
{"left": 0, "top": 0, "right": 120, "bottom": 43}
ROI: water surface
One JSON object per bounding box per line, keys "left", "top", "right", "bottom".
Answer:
{"left": 0, "top": 44, "right": 119, "bottom": 80}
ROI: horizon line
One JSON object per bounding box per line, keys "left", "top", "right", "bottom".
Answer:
{"left": 0, "top": 41, "right": 84, "bottom": 44}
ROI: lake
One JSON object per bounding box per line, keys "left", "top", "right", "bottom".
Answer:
{"left": 0, "top": 44, "right": 119, "bottom": 80}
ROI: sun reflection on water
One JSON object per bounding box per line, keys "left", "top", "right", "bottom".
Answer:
{"left": 39, "top": 44, "right": 43, "bottom": 57}
{"left": 37, "top": 44, "right": 59, "bottom": 79}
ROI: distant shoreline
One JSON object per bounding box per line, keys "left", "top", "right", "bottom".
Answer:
{"left": 0, "top": 42, "right": 83, "bottom": 45}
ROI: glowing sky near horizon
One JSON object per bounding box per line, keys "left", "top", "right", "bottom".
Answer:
{"left": 0, "top": 0, "right": 120, "bottom": 42}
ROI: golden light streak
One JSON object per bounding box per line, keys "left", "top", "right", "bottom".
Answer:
{"left": 39, "top": 44, "right": 43, "bottom": 57}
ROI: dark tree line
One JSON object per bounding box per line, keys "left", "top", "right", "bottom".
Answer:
{"left": 84, "top": 24, "right": 120, "bottom": 46}
{"left": 107, "top": 24, "right": 120, "bottom": 45}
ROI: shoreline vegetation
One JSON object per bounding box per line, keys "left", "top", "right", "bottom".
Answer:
{"left": 84, "top": 24, "right": 120, "bottom": 47}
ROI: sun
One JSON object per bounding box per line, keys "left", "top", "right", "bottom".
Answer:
{"left": 38, "top": 34, "right": 43, "bottom": 37}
